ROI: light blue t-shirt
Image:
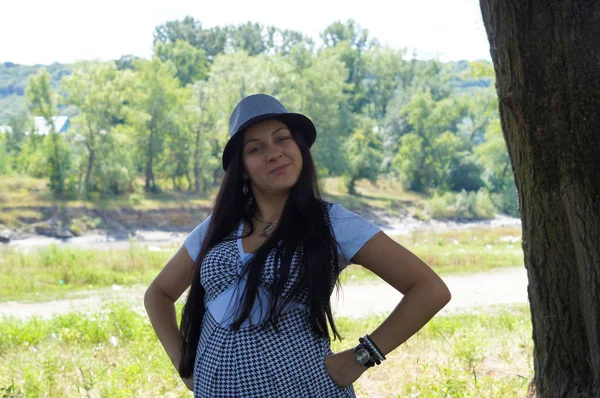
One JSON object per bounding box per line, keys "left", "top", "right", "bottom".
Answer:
{"left": 183, "top": 203, "right": 381, "bottom": 327}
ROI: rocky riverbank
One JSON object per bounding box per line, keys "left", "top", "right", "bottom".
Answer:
{"left": 0, "top": 202, "right": 521, "bottom": 252}
{"left": 0, "top": 204, "right": 212, "bottom": 243}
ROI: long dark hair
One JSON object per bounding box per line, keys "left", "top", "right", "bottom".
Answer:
{"left": 178, "top": 122, "right": 342, "bottom": 378}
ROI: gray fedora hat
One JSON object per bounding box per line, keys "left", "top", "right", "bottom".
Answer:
{"left": 222, "top": 94, "right": 317, "bottom": 170}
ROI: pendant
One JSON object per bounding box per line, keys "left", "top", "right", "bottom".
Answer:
{"left": 260, "top": 222, "right": 274, "bottom": 238}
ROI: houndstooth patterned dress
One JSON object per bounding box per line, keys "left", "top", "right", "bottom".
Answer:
{"left": 183, "top": 202, "right": 381, "bottom": 397}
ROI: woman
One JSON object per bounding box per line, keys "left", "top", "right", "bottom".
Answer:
{"left": 144, "top": 94, "right": 451, "bottom": 397}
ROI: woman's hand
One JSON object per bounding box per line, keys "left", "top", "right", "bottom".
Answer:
{"left": 182, "top": 376, "right": 193, "bottom": 391}
{"left": 324, "top": 349, "right": 368, "bottom": 388}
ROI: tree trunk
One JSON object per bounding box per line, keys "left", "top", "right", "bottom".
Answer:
{"left": 193, "top": 128, "right": 201, "bottom": 194}
{"left": 479, "top": 1, "right": 600, "bottom": 396}
{"left": 84, "top": 123, "right": 96, "bottom": 192}
{"left": 145, "top": 130, "right": 155, "bottom": 192}
{"left": 50, "top": 129, "right": 64, "bottom": 194}
{"left": 84, "top": 148, "right": 95, "bottom": 190}
{"left": 185, "top": 172, "right": 192, "bottom": 192}
{"left": 347, "top": 176, "right": 357, "bottom": 196}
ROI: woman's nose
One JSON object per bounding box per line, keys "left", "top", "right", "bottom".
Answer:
{"left": 266, "top": 147, "right": 283, "bottom": 163}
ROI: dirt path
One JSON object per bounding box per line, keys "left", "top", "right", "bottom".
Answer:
{"left": 332, "top": 266, "right": 528, "bottom": 317}
{"left": 0, "top": 267, "right": 527, "bottom": 320}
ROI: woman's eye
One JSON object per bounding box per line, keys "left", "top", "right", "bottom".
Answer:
{"left": 277, "top": 136, "right": 289, "bottom": 143}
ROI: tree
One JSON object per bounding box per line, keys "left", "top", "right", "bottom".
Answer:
{"left": 293, "top": 50, "right": 352, "bottom": 176}
{"left": 4, "top": 111, "right": 28, "bottom": 155}
{"left": 0, "top": 134, "right": 9, "bottom": 175}
{"left": 153, "top": 16, "right": 228, "bottom": 61}
{"left": 362, "top": 47, "right": 407, "bottom": 127}
{"left": 391, "top": 89, "right": 475, "bottom": 192}
{"left": 184, "top": 82, "right": 220, "bottom": 194}
{"left": 26, "top": 68, "right": 70, "bottom": 194}
{"left": 343, "top": 117, "right": 383, "bottom": 195}
{"left": 475, "top": 120, "right": 518, "bottom": 216}
{"left": 380, "top": 58, "right": 452, "bottom": 171}
{"left": 229, "top": 22, "right": 268, "bottom": 56}
{"left": 157, "top": 98, "right": 193, "bottom": 191}
{"left": 115, "top": 54, "right": 140, "bottom": 71}
{"left": 154, "top": 40, "right": 209, "bottom": 86}
{"left": 479, "top": 1, "right": 600, "bottom": 396}
{"left": 61, "top": 61, "right": 132, "bottom": 192}
{"left": 321, "top": 20, "right": 373, "bottom": 113}
{"left": 126, "top": 58, "right": 185, "bottom": 192}
{"left": 269, "top": 29, "right": 314, "bottom": 56}
{"left": 410, "top": 60, "right": 454, "bottom": 101}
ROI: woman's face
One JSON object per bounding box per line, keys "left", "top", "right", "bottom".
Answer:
{"left": 242, "top": 119, "right": 303, "bottom": 195}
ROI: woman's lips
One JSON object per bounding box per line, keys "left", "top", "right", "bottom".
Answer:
{"left": 270, "top": 164, "right": 290, "bottom": 175}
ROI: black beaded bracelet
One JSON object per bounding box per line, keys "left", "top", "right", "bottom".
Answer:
{"left": 358, "top": 337, "right": 381, "bottom": 365}
{"left": 362, "top": 335, "right": 386, "bottom": 363}
{"left": 357, "top": 340, "right": 381, "bottom": 366}
{"left": 365, "top": 335, "right": 386, "bottom": 361}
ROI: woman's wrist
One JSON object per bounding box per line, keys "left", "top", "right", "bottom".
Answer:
{"left": 342, "top": 349, "right": 370, "bottom": 374}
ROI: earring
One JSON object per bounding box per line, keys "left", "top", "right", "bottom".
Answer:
{"left": 242, "top": 179, "right": 249, "bottom": 195}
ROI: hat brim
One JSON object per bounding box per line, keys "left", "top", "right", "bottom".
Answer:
{"left": 222, "top": 113, "right": 316, "bottom": 170}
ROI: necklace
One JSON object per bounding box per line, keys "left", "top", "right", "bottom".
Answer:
{"left": 254, "top": 215, "right": 279, "bottom": 238}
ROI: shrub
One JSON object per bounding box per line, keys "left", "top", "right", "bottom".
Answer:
{"left": 426, "top": 189, "right": 497, "bottom": 220}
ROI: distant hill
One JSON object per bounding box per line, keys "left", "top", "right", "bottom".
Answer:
{"left": 446, "top": 60, "right": 493, "bottom": 93}
{"left": 0, "top": 62, "right": 71, "bottom": 123}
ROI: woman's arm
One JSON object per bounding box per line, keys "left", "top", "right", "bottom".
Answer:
{"left": 352, "top": 231, "right": 451, "bottom": 355}
{"left": 144, "top": 245, "right": 196, "bottom": 375}
{"left": 325, "top": 231, "right": 451, "bottom": 386}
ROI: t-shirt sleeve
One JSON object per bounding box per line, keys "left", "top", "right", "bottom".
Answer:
{"left": 329, "top": 203, "right": 382, "bottom": 268}
{"left": 183, "top": 215, "right": 212, "bottom": 260}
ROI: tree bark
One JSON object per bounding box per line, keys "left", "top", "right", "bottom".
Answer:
{"left": 145, "top": 129, "right": 155, "bottom": 192}
{"left": 49, "top": 129, "right": 64, "bottom": 194}
{"left": 84, "top": 148, "right": 95, "bottom": 190}
{"left": 479, "top": 1, "right": 600, "bottom": 396}
{"left": 84, "top": 122, "right": 96, "bottom": 191}
{"left": 193, "top": 127, "right": 201, "bottom": 194}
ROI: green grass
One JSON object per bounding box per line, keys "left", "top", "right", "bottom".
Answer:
{"left": 0, "top": 243, "right": 177, "bottom": 302}
{"left": 0, "top": 175, "right": 213, "bottom": 230}
{"left": 332, "top": 306, "right": 533, "bottom": 397}
{"left": 0, "top": 175, "right": 416, "bottom": 212}
{"left": 406, "top": 226, "right": 523, "bottom": 273}
{"left": 0, "top": 224, "right": 523, "bottom": 302}
{"left": 0, "top": 175, "right": 213, "bottom": 209}
{"left": 321, "top": 177, "right": 429, "bottom": 219}
{"left": 340, "top": 225, "right": 523, "bottom": 284}
{"left": 0, "top": 302, "right": 533, "bottom": 397}
{"left": 0, "top": 176, "right": 431, "bottom": 231}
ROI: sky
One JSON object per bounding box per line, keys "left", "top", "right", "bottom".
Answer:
{"left": 0, "top": 0, "right": 492, "bottom": 65}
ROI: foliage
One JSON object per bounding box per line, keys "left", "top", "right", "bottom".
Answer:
{"left": 342, "top": 117, "right": 383, "bottom": 194}
{"left": 25, "top": 68, "right": 76, "bottom": 196}
{"left": 0, "top": 303, "right": 532, "bottom": 397}
{"left": 124, "top": 58, "right": 187, "bottom": 192}
{"left": 1, "top": 18, "right": 516, "bottom": 216}
{"left": 0, "top": 62, "right": 71, "bottom": 122}
{"left": 475, "top": 120, "right": 519, "bottom": 216}
{"left": 61, "top": 61, "right": 135, "bottom": 195}
{"left": 426, "top": 189, "right": 497, "bottom": 220}
{"left": 154, "top": 40, "right": 209, "bottom": 86}
{"left": 0, "top": 225, "right": 521, "bottom": 302}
